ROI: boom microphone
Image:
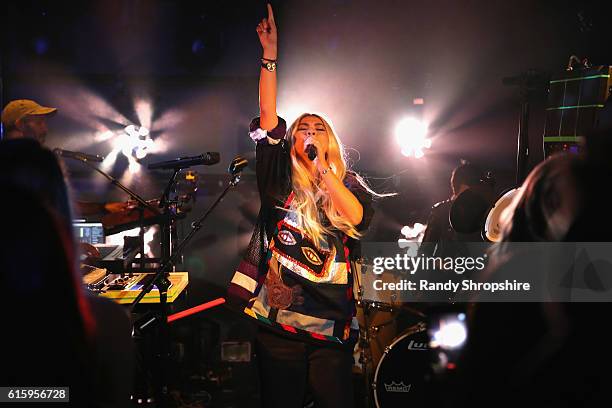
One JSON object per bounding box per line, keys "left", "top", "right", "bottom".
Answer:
{"left": 148, "top": 152, "right": 220, "bottom": 170}
{"left": 54, "top": 148, "right": 104, "bottom": 162}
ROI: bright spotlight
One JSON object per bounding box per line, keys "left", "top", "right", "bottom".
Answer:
{"left": 128, "top": 157, "right": 141, "bottom": 174}
{"left": 135, "top": 148, "right": 148, "bottom": 159}
{"left": 431, "top": 320, "right": 467, "bottom": 350}
{"left": 117, "top": 125, "right": 154, "bottom": 162}
{"left": 398, "top": 223, "right": 427, "bottom": 248}
{"left": 125, "top": 125, "right": 137, "bottom": 136}
{"left": 395, "top": 117, "right": 431, "bottom": 158}
{"left": 400, "top": 223, "right": 427, "bottom": 240}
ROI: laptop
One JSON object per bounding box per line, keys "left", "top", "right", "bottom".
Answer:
{"left": 73, "top": 221, "right": 105, "bottom": 245}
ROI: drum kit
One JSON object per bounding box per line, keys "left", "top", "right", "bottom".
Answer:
{"left": 482, "top": 188, "right": 521, "bottom": 242}
{"left": 352, "top": 186, "right": 522, "bottom": 407}
{"left": 353, "top": 260, "right": 431, "bottom": 408}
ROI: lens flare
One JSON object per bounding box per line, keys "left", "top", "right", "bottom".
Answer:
{"left": 431, "top": 321, "right": 467, "bottom": 349}
{"left": 395, "top": 117, "right": 431, "bottom": 159}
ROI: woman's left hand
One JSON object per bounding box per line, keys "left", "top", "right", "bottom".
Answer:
{"left": 315, "top": 155, "right": 330, "bottom": 175}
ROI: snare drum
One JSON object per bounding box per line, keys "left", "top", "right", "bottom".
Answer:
{"left": 373, "top": 322, "right": 430, "bottom": 408}
{"left": 482, "top": 188, "right": 520, "bottom": 242}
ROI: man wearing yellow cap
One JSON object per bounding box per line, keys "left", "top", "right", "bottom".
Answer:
{"left": 1, "top": 99, "right": 57, "bottom": 144}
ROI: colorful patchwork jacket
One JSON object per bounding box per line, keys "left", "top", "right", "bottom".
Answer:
{"left": 227, "top": 117, "right": 374, "bottom": 346}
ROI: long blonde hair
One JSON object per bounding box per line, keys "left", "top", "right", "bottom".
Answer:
{"left": 286, "top": 113, "right": 380, "bottom": 248}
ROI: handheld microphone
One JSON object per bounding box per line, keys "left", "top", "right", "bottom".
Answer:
{"left": 54, "top": 148, "right": 104, "bottom": 162}
{"left": 305, "top": 144, "right": 317, "bottom": 161}
{"left": 148, "top": 152, "right": 220, "bottom": 170}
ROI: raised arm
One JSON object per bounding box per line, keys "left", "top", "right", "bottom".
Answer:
{"left": 256, "top": 4, "right": 279, "bottom": 130}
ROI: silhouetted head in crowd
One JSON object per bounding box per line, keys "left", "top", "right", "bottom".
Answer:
{"left": 501, "top": 154, "right": 583, "bottom": 242}
{"left": 0, "top": 186, "right": 94, "bottom": 396}
{"left": 0, "top": 138, "right": 73, "bottom": 231}
{"left": 0, "top": 139, "right": 95, "bottom": 396}
{"left": 451, "top": 161, "right": 483, "bottom": 198}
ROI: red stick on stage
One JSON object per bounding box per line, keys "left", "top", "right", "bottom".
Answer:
{"left": 167, "top": 297, "right": 226, "bottom": 323}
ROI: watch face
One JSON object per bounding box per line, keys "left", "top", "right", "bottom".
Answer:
{"left": 267, "top": 62, "right": 276, "bottom": 71}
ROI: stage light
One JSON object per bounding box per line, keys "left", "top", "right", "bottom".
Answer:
{"left": 34, "top": 37, "right": 49, "bottom": 55}
{"left": 117, "top": 125, "right": 154, "bottom": 164}
{"left": 192, "top": 39, "right": 206, "bottom": 56}
{"left": 117, "top": 134, "right": 133, "bottom": 158}
{"left": 400, "top": 223, "right": 427, "bottom": 240}
{"left": 395, "top": 117, "right": 431, "bottom": 158}
{"left": 431, "top": 320, "right": 467, "bottom": 350}
{"left": 128, "top": 156, "right": 141, "bottom": 174}
{"left": 125, "top": 125, "right": 137, "bottom": 136}
{"left": 135, "top": 148, "right": 148, "bottom": 159}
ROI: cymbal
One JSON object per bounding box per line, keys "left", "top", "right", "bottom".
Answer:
{"left": 357, "top": 300, "right": 426, "bottom": 317}
{"left": 74, "top": 199, "right": 161, "bottom": 216}
{"left": 104, "top": 202, "right": 128, "bottom": 213}
{"left": 105, "top": 198, "right": 160, "bottom": 213}
{"left": 75, "top": 200, "right": 148, "bottom": 215}
{"left": 74, "top": 201, "right": 107, "bottom": 216}
{"left": 101, "top": 201, "right": 163, "bottom": 234}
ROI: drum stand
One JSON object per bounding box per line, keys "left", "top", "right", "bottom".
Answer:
{"left": 356, "top": 298, "right": 373, "bottom": 407}
{"left": 354, "top": 261, "right": 395, "bottom": 408}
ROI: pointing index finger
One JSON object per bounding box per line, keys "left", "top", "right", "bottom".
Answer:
{"left": 267, "top": 3, "right": 275, "bottom": 24}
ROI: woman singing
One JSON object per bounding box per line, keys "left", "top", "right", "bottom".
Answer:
{"left": 227, "top": 4, "right": 379, "bottom": 407}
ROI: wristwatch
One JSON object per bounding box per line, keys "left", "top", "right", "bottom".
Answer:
{"left": 261, "top": 59, "right": 277, "bottom": 72}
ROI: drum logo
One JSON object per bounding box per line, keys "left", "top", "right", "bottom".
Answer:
{"left": 407, "top": 340, "right": 429, "bottom": 351}
{"left": 384, "top": 381, "right": 412, "bottom": 393}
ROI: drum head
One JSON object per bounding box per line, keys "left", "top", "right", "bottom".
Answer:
{"left": 483, "top": 188, "right": 520, "bottom": 242}
{"left": 373, "top": 324, "right": 430, "bottom": 408}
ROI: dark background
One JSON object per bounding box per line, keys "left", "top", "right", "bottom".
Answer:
{"left": 1, "top": 0, "right": 610, "bottom": 402}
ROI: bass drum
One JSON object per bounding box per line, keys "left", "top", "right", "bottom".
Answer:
{"left": 373, "top": 322, "right": 430, "bottom": 408}
{"left": 482, "top": 187, "right": 520, "bottom": 242}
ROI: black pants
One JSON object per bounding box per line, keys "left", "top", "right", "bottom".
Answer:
{"left": 256, "top": 328, "right": 355, "bottom": 408}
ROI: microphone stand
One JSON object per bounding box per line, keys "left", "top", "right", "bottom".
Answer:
{"left": 130, "top": 168, "right": 243, "bottom": 310}
{"left": 158, "top": 169, "right": 181, "bottom": 268}
{"left": 130, "top": 158, "right": 245, "bottom": 405}
{"left": 354, "top": 259, "right": 373, "bottom": 408}
{"left": 502, "top": 69, "right": 549, "bottom": 184}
